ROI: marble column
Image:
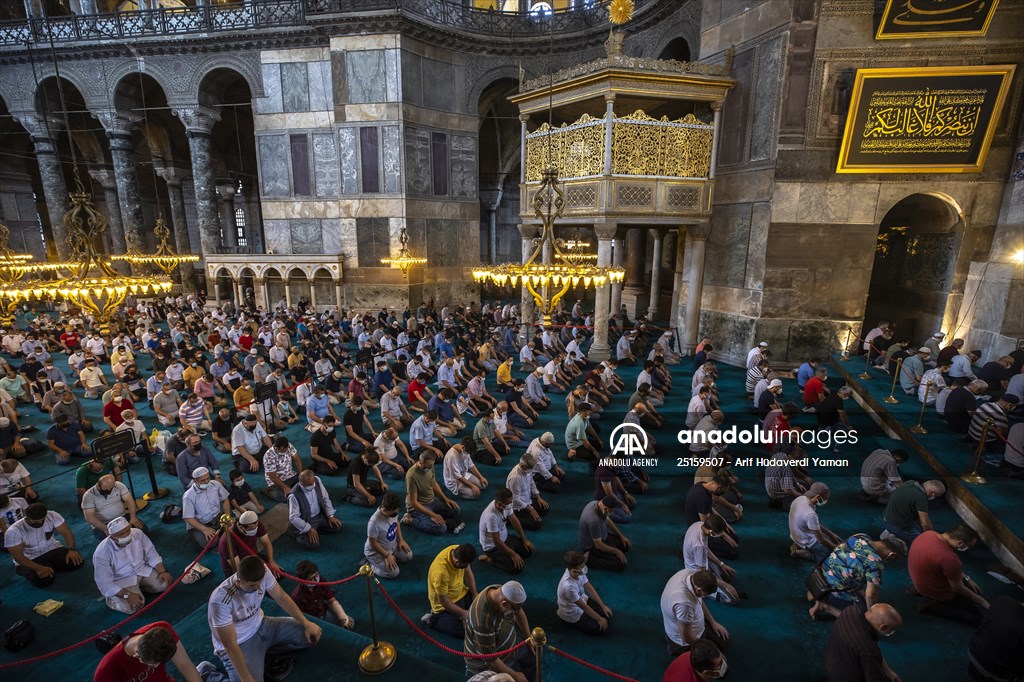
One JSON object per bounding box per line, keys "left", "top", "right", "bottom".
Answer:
{"left": 669, "top": 226, "right": 685, "bottom": 317}
{"left": 647, "top": 229, "right": 664, "bottom": 320}
{"left": 255, "top": 278, "right": 268, "bottom": 310}
{"left": 479, "top": 187, "right": 503, "bottom": 263}
{"left": 217, "top": 183, "right": 238, "bottom": 249}
{"left": 681, "top": 223, "right": 710, "bottom": 353}
{"left": 308, "top": 276, "right": 318, "bottom": 310}
{"left": 87, "top": 168, "right": 125, "bottom": 255}
{"left": 335, "top": 281, "right": 343, "bottom": 310}
{"left": 77, "top": 0, "right": 98, "bottom": 13}
{"left": 101, "top": 122, "right": 147, "bottom": 254}
{"left": 212, "top": 279, "right": 222, "bottom": 307}
{"left": 156, "top": 167, "right": 199, "bottom": 293}
{"left": 590, "top": 223, "right": 617, "bottom": 361}
{"left": 621, "top": 227, "right": 649, "bottom": 319}
{"left": 173, "top": 105, "right": 223, "bottom": 260}
{"left": 15, "top": 114, "right": 71, "bottom": 259}
{"left": 284, "top": 278, "right": 292, "bottom": 308}
{"left": 518, "top": 224, "right": 539, "bottom": 338}
{"left": 610, "top": 235, "right": 624, "bottom": 319}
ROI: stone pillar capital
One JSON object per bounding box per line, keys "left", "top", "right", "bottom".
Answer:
{"left": 11, "top": 112, "right": 61, "bottom": 141}
{"left": 216, "top": 183, "right": 237, "bottom": 201}
{"left": 518, "top": 223, "right": 540, "bottom": 240}
{"left": 519, "top": 114, "right": 531, "bottom": 123}
{"left": 155, "top": 166, "right": 189, "bottom": 187}
{"left": 87, "top": 167, "right": 117, "bottom": 190}
{"left": 172, "top": 104, "right": 222, "bottom": 134}
{"left": 687, "top": 222, "right": 710, "bottom": 240}
{"left": 710, "top": 100, "right": 723, "bottom": 112}
{"left": 479, "top": 188, "right": 503, "bottom": 211}
{"left": 96, "top": 110, "right": 142, "bottom": 139}
{"left": 604, "top": 93, "right": 616, "bottom": 105}
{"left": 593, "top": 222, "right": 618, "bottom": 241}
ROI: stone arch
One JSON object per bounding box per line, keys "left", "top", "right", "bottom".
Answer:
{"left": 31, "top": 68, "right": 106, "bottom": 114}
{"left": 467, "top": 64, "right": 523, "bottom": 117}
{"left": 658, "top": 37, "right": 692, "bottom": 62}
{"left": 190, "top": 58, "right": 263, "bottom": 107}
{"left": 863, "top": 192, "right": 969, "bottom": 344}
{"left": 107, "top": 65, "right": 176, "bottom": 113}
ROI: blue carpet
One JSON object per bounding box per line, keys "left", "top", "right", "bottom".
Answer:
{"left": 0, "top": 336, "right": 1019, "bottom": 682}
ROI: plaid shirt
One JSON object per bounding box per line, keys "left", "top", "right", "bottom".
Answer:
{"left": 764, "top": 465, "right": 796, "bottom": 500}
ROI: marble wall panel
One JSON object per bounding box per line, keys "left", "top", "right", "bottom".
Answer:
{"left": 308, "top": 60, "right": 332, "bottom": 112}
{"left": 264, "top": 219, "right": 292, "bottom": 254}
{"left": 321, "top": 218, "right": 343, "bottom": 255}
{"left": 450, "top": 134, "right": 477, "bottom": 199}
{"left": 749, "top": 35, "right": 782, "bottom": 162}
{"left": 401, "top": 50, "right": 422, "bottom": 107}
{"left": 313, "top": 132, "right": 341, "bottom": 198}
{"left": 356, "top": 217, "right": 389, "bottom": 267}
{"left": 423, "top": 60, "right": 457, "bottom": 112}
{"left": 339, "top": 128, "right": 359, "bottom": 195}
{"left": 384, "top": 49, "right": 400, "bottom": 103}
{"left": 290, "top": 218, "right": 323, "bottom": 255}
{"left": 258, "top": 135, "right": 290, "bottom": 198}
{"left": 347, "top": 50, "right": 387, "bottom": 104}
{"left": 425, "top": 219, "right": 461, "bottom": 267}
{"left": 405, "top": 126, "right": 432, "bottom": 195}
{"left": 254, "top": 63, "right": 282, "bottom": 114}
{"left": 382, "top": 125, "right": 402, "bottom": 194}
{"left": 281, "top": 62, "right": 310, "bottom": 113}
{"left": 331, "top": 52, "right": 348, "bottom": 107}
{"left": 705, "top": 203, "right": 751, "bottom": 288}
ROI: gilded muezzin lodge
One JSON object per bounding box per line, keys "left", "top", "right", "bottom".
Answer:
{"left": 0, "top": 0, "right": 1021, "bottom": 362}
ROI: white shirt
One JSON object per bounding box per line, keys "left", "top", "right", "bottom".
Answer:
{"left": 686, "top": 395, "right": 707, "bottom": 428}
{"left": 182, "top": 481, "right": 229, "bottom": 524}
{"left": 287, "top": 480, "right": 336, "bottom": 533}
{"left": 556, "top": 568, "right": 589, "bottom": 623}
{"left": 380, "top": 392, "right": 403, "bottom": 418}
{"left": 661, "top": 569, "right": 704, "bottom": 644}
{"left": 208, "top": 569, "right": 278, "bottom": 654}
{"left": 0, "top": 462, "right": 29, "bottom": 495}
{"left": 478, "top": 500, "right": 511, "bottom": 551}
{"left": 919, "top": 368, "right": 946, "bottom": 404}
{"left": 788, "top": 496, "right": 821, "bottom": 549}
{"left": 93, "top": 529, "right": 163, "bottom": 597}
{"left": 682, "top": 521, "right": 710, "bottom": 571}
{"left": 373, "top": 432, "right": 399, "bottom": 462}
{"left": 543, "top": 360, "right": 559, "bottom": 385}
{"left": 638, "top": 369, "right": 654, "bottom": 390}
{"left": 443, "top": 447, "right": 475, "bottom": 495}
{"left": 526, "top": 439, "right": 556, "bottom": 480}
{"left": 506, "top": 465, "right": 537, "bottom": 511}
{"left": 4, "top": 511, "right": 65, "bottom": 563}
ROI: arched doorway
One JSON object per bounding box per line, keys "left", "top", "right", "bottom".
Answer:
{"left": 863, "top": 193, "right": 965, "bottom": 345}
{"left": 659, "top": 37, "right": 692, "bottom": 62}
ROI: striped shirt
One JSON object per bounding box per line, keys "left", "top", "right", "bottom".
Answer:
{"left": 177, "top": 399, "right": 206, "bottom": 426}
{"left": 824, "top": 604, "right": 887, "bottom": 682}
{"left": 464, "top": 586, "right": 520, "bottom": 673}
{"left": 745, "top": 367, "right": 764, "bottom": 394}
{"left": 968, "top": 402, "right": 1008, "bottom": 443}
{"left": 859, "top": 449, "right": 902, "bottom": 497}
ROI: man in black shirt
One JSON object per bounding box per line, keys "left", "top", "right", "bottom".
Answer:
{"left": 944, "top": 382, "right": 981, "bottom": 432}
{"left": 967, "top": 595, "right": 1024, "bottom": 682}
{"left": 344, "top": 397, "right": 377, "bottom": 454}
{"left": 211, "top": 408, "right": 235, "bottom": 453}
{"left": 346, "top": 449, "right": 386, "bottom": 507}
{"left": 977, "top": 356, "right": 1013, "bottom": 399}
{"left": 824, "top": 603, "right": 902, "bottom": 682}
{"left": 684, "top": 474, "right": 739, "bottom": 560}
{"left": 309, "top": 415, "right": 350, "bottom": 475}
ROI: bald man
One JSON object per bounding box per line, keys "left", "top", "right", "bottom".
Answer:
{"left": 824, "top": 603, "right": 902, "bottom": 682}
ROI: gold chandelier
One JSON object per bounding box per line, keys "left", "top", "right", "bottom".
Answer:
{"left": 111, "top": 215, "right": 199, "bottom": 276}
{"left": 1, "top": 181, "right": 172, "bottom": 333}
{"left": 473, "top": 167, "right": 623, "bottom": 325}
{"left": 0, "top": 223, "right": 71, "bottom": 325}
{"left": 381, "top": 226, "right": 427, "bottom": 275}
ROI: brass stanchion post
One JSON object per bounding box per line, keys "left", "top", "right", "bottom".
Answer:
{"left": 357, "top": 563, "right": 397, "bottom": 675}
{"left": 531, "top": 627, "right": 546, "bottom": 682}
{"left": 841, "top": 329, "right": 852, "bottom": 361}
{"left": 884, "top": 358, "right": 902, "bottom": 404}
{"left": 911, "top": 381, "right": 931, "bottom": 434}
{"left": 859, "top": 347, "right": 872, "bottom": 380}
{"left": 962, "top": 419, "right": 992, "bottom": 485}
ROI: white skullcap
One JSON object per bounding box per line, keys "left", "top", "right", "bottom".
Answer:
{"left": 759, "top": 341, "right": 769, "bottom": 348}
{"left": 106, "top": 517, "right": 130, "bottom": 534}
{"left": 238, "top": 510, "right": 258, "bottom": 525}
{"left": 500, "top": 581, "right": 527, "bottom": 605}
{"left": 769, "top": 379, "right": 783, "bottom": 388}
{"left": 191, "top": 466, "right": 210, "bottom": 479}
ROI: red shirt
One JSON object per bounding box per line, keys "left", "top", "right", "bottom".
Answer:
{"left": 238, "top": 334, "right": 254, "bottom": 351}
{"left": 408, "top": 379, "right": 427, "bottom": 404}
{"left": 662, "top": 652, "right": 702, "bottom": 682}
{"left": 60, "top": 332, "right": 80, "bottom": 351}
{"left": 908, "top": 530, "right": 962, "bottom": 601}
{"left": 102, "top": 397, "right": 135, "bottom": 428}
{"left": 803, "top": 377, "right": 826, "bottom": 406}
{"left": 94, "top": 621, "right": 178, "bottom": 682}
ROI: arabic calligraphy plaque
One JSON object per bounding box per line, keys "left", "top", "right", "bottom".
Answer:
{"left": 876, "top": 0, "right": 1000, "bottom": 39}
{"left": 836, "top": 65, "right": 1015, "bottom": 174}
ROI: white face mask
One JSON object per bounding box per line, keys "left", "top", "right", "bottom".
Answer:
{"left": 115, "top": 536, "right": 133, "bottom": 548}
{"left": 708, "top": 659, "right": 728, "bottom": 678}
{"left": 196, "top": 482, "right": 210, "bottom": 491}
{"left": 243, "top": 527, "right": 258, "bottom": 537}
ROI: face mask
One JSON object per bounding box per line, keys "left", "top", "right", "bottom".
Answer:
{"left": 243, "top": 527, "right": 258, "bottom": 537}
{"left": 708, "top": 660, "right": 728, "bottom": 678}
{"left": 196, "top": 482, "right": 210, "bottom": 491}
{"left": 817, "top": 499, "right": 827, "bottom": 507}
{"left": 881, "top": 630, "right": 895, "bottom": 638}
{"left": 232, "top": 479, "right": 245, "bottom": 488}
{"left": 303, "top": 484, "right": 316, "bottom": 492}
{"left": 581, "top": 565, "right": 589, "bottom": 575}
{"left": 190, "top": 444, "right": 201, "bottom": 452}
{"left": 113, "top": 397, "right": 122, "bottom": 403}
{"left": 98, "top": 487, "right": 112, "bottom": 497}
{"left": 957, "top": 544, "right": 968, "bottom": 553}
{"left": 115, "top": 536, "right": 133, "bottom": 548}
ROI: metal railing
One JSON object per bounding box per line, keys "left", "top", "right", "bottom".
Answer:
{"left": 0, "top": 0, "right": 635, "bottom": 47}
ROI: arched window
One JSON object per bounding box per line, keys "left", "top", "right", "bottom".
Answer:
{"left": 530, "top": 2, "right": 553, "bottom": 16}
{"left": 234, "top": 208, "right": 248, "bottom": 248}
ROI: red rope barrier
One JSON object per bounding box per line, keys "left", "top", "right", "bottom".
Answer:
{"left": 0, "top": 529, "right": 221, "bottom": 670}
{"left": 373, "top": 579, "right": 530, "bottom": 660}
{"left": 547, "top": 646, "right": 640, "bottom": 682}
{"left": 226, "top": 528, "right": 360, "bottom": 586}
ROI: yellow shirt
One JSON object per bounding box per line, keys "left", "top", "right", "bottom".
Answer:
{"left": 183, "top": 365, "right": 205, "bottom": 388}
{"left": 233, "top": 385, "right": 255, "bottom": 407}
{"left": 496, "top": 362, "right": 512, "bottom": 386}
{"left": 428, "top": 545, "right": 468, "bottom": 614}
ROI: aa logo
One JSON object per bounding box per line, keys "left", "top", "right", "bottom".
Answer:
{"left": 610, "top": 423, "right": 649, "bottom": 457}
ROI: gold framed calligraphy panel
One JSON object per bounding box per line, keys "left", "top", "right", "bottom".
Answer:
{"left": 876, "top": 0, "right": 1000, "bottom": 40}
{"left": 836, "top": 65, "right": 1016, "bottom": 174}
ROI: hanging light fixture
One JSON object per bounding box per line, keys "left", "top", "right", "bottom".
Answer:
{"left": 381, "top": 226, "right": 427, "bottom": 275}
{"left": 111, "top": 215, "right": 199, "bottom": 276}
{"left": 0, "top": 223, "right": 71, "bottom": 326}
{"left": 2, "top": 181, "right": 172, "bottom": 334}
